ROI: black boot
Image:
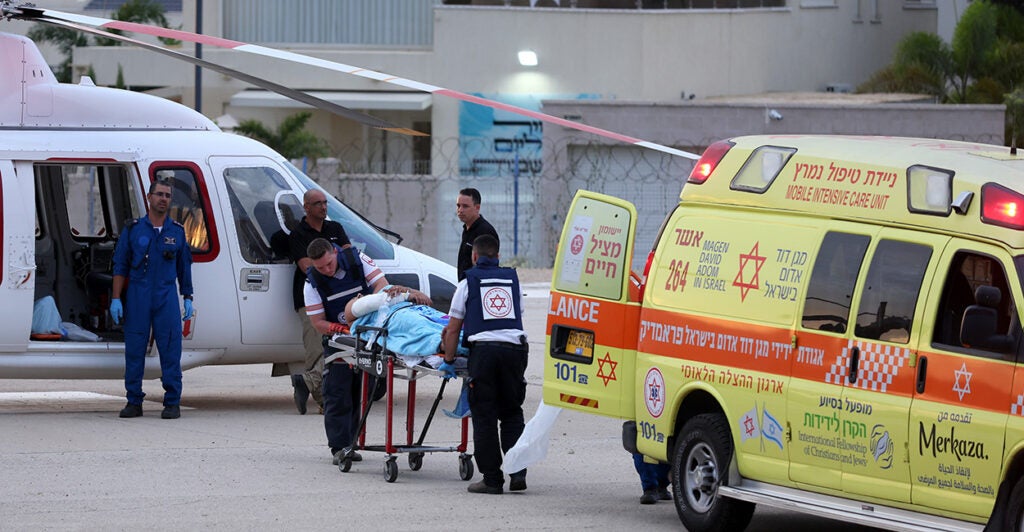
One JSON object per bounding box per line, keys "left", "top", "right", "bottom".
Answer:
{"left": 291, "top": 375, "right": 309, "bottom": 415}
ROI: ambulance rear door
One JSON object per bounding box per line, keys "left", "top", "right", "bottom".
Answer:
{"left": 544, "top": 190, "right": 639, "bottom": 419}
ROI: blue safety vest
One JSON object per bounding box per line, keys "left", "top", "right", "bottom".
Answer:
{"left": 463, "top": 257, "right": 523, "bottom": 342}
{"left": 306, "top": 245, "right": 372, "bottom": 324}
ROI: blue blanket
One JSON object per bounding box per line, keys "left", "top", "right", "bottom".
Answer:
{"left": 353, "top": 302, "right": 468, "bottom": 357}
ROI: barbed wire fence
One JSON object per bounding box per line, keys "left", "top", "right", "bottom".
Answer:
{"left": 304, "top": 135, "right": 710, "bottom": 269}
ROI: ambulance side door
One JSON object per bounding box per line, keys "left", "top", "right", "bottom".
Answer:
{"left": 840, "top": 228, "right": 948, "bottom": 504}
{"left": 909, "top": 243, "right": 1017, "bottom": 518}
{"left": 544, "top": 190, "right": 639, "bottom": 419}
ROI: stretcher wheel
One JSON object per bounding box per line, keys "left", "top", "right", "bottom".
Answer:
{"left": 459, "top": 454, "right": 474, "bottom": 481}
{"left": 384, "top": 457, "right": 399, "bottom": 483}
{"left": 339, "top": 456, "right": 352, "bottom": 473}
{"left": 408, "top": 452, "right": 424, "bottom": 471}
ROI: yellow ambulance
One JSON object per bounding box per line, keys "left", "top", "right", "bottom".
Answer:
{"left": 545, "top": 135, "right": 1024, "bottom": 531}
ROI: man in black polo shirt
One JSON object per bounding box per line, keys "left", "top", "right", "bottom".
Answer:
{"left": 287, "top": 189, "right": 350, "bottom": 415}
{"left": 456, "top": 187, "right": 499, "bottom": 281}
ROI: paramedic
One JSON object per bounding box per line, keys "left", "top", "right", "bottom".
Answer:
{"left": 441, "top": 234, "right": 528, "bottom": 494}
{"left": 110, "top": 178, "right": 194, "bottom": 420}
{"left": 456, "top": 188, "right": 499, "bottom": 281}
{"left": 288, "top": 189, "right": 352, "bottom": 415}
{"left": 304, "top": 238, "right": 429, "bottom": 465}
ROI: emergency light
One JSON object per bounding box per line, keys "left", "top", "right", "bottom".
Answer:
{"left": 981, "top": 182, "right": 1024, "bottom": 230}
{"left": 907, "top": 165, "right": 953, "bottom": 215}
{"left": 730, "top": 146, "right": 796, "bottom": 192}
{"left": 688, "top": 140, "right": 734, "bottom": 184}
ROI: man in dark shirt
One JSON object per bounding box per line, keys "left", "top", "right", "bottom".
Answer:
{"left": 456, "top": 187, "right": 499, "bottom": 281}
{"left": 287, "top": 189, "right": 351, "bottom": 414}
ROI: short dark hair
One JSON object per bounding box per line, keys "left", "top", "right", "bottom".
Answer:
{"left": 149, "top": 178, "right": 173, "bottom": 195}
{"left": 459, "top": 188, "right": 481, "bottom": 206}
{"left": 473, "top": 234, "right": 499, "bottom": 259}
{"left": 307, "top": 238, "right": 334, "bottom": 260}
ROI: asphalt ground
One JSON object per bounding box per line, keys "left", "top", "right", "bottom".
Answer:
{"left": 0, "top": 278, "right": 881, "bottom": 531}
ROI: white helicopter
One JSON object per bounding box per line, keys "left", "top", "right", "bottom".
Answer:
{"left": 0, "top": 2, "right": 694, "bottom": 381}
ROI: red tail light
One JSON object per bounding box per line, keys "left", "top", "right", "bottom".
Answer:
{"left": 637, "top": 249, "right": 655, "bottom": 301}
{"left": 688, "top": 140, "right": 734, "bottom": 184}
{"left": 981, "top": 183, "right": 1024, "bottom": 230}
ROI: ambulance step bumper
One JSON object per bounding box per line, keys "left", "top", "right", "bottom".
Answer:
{"left": 719, "top": 480, "right": 984, "bottom": 532}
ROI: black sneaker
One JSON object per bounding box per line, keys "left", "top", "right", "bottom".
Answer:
{"left": 509, "top": 475, "right": 527, "bottom": 492}
{"left": 161, "top": 405, "right": 181, "bottom": 419}
{"left": 640, "top": 488, "right": 658, "bottom": 505}
{"left": 119, "top": 403, "right": 143, "bottom": 418}
{"left": 657, "top": 486, "right": 672, "bottom": 500}
{"left": 332, "top": 450, "right": 363, "bottom": 465}
{"left": 467, "top": 480, "right": 502, "bottom": 495}
{"left": 291, "top": 375, "right": 309, "bottom": 415}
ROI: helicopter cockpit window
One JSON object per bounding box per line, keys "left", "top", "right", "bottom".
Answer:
{"left": 153, "top": 167, "right": 212, "bottom": 255}
{"left": 223, "top": 166, "right": 294, "bottom": 264}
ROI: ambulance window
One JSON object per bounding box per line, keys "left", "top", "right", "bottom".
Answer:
{"left": 802, "top": 232, "right": 870, "bottom": 333}
{"left": 934, "top": 252, "right": 1019, "bottom": 358}
{"left": 854, "top": 240, "right": 931, "bottom": 343}
{"left": 223, "top": 166, "right": 292, "bottom": 264}
{"left": 153, "top": 167, "right": 213, "bottom": 256}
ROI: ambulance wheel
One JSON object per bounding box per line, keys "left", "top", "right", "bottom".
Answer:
{"left": 339, "top": 457, "right": 352, "bottom": 473}
{"left": 671, "top": 413, "right": 754, "bottom": 532}
{"left": 384, "top": 458, "right": 399, "bottom": 483}
{"left": 459, "top": 454, "right": 474, "bottom": 481}
{"left": 409, "top": 452, "right": 424, "bottom": 471}
{"left": 1001, "top": 474, "right": 1024, "bottom": 529}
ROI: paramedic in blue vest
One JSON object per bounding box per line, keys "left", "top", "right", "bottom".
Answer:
{"left": 441, "top": 234, "right": 528, "bottom": 494}
{"left": 303, "top": 237, "right": 430, "bottom": 464}
{"left": 109, "top": 178, "right": 194, "bottom": 420}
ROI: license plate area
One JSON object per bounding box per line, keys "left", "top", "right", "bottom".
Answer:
{"left": 550, "top": 325, "right": 594, "bottom": 364}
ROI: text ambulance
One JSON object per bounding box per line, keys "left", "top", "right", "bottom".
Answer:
{"left": 545, "top": 135, "right": 1024, "bottom": 531}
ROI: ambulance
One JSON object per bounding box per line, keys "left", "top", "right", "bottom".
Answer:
{"left": 544, "top": 135, "right": 1024, "bottom": 531}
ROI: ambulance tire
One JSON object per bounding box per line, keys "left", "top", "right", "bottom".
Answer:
{"left": 671, "top": 413, "right": 754, "bottom": 532}
{"left": 1002, "top": 475, "right": 1024, "bottom": 530}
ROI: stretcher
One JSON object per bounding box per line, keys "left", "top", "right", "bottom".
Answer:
{"left": 326, "top": 325, "right": 473, "bottom": 483}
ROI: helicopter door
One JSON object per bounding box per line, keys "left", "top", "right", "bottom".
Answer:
{"left": 0, "top": 160, "right": 34, "bottom": 351}
{"left": 208, "top": 157, "right": 302, "bottom": 345}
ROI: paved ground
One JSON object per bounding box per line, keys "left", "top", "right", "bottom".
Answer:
{"left": 0, "top": 278, "right": 881, "bottom": 531}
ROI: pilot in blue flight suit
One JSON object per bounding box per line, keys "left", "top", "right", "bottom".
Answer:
{"left": 110, "top": 178, "right": 194, "bottom": 420}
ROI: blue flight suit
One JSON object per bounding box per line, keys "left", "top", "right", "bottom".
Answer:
{"left": 307, "top": 245, "right": 373, "bottom": 454}
{"left": 112, "top": 215, "right": 193, "bottom": 406}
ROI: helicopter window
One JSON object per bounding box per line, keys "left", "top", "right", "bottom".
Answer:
{"left": 223, "top": 166, "right": 294, "bottom": 265}
{"left": 153, "top": 166, "right": 213, "bottom": 256}
{"left": 59, "top": 164, "right": 128, "bottom": 241}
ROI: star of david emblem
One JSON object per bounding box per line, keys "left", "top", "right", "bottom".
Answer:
{"left": 596, "top": 352, "right": 618, "bottom": 386}
{"left": 732, "top": 242, "right": 766, "bottom": 302}
{"left": 953, "top": 362, "right": 972, "bottom": 401}
{"left": 648, "top": 380, "right": 662, "bottom": 409}
{"left": 743, "top": 417, "right": 757, "bottom": 437}
{"left": 483, "top": 287, "right": 512, "bottom": 318}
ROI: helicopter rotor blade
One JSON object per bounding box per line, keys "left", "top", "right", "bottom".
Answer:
{"left": 7, "top": 7, "right": 426, "bottom": 136}
{"left": 4, "top": 3, "right": 698, "bottom": 160}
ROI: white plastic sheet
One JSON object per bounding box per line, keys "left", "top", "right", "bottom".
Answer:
{"left": 503, "top": 401, "right": 562, "bottom": 474}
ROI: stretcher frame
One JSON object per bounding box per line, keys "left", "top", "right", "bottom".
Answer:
{"left": 327, "top": 325, "right": 473, "bottom": 483}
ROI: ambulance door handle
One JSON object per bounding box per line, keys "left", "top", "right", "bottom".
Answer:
{"left": 915, "top": 356, "right": 928, "bottom": 394}
{"left": 847, "top": 346, "right": 860, "bottom": 384}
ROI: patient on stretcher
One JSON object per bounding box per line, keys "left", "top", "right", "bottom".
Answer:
{"left": 344, "top": 289, "right": 471, "bottom": 418}
{"left": 344, "top": 288, "right": 469, "bottom": 369}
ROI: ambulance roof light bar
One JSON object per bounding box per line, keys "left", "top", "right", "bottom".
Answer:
{"left": 981, "top": 183, "right": 1024, "bottom": 230}
{"left": 687, "top": 140, "right": 734, "bottom": 184}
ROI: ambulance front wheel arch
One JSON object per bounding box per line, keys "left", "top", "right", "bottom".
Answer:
{"left": 671, "top": 412, "right": 755, "bottom": 532}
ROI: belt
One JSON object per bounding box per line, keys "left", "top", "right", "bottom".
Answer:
{"left": 471, "top": 341, "right": 528, "bottom": 350}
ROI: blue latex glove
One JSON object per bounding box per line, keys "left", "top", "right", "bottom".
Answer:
{"left": 183, "top": 299, "right": 194, "bottom": 321}
{"left": 438, "top": 361, "right": 457, "bottom": 380}
{"left": 109, "top": 299, "right": 123, "bottom": 325}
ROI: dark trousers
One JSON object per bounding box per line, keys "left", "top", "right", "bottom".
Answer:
{"left": 323, "top": 360, "right": 362, "bottom": 453}
{"left": 633, "top": 453, "right": 670, "bottom": 491}
{"left": 468, "top": 342, "right": 529, "bottom": 487}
